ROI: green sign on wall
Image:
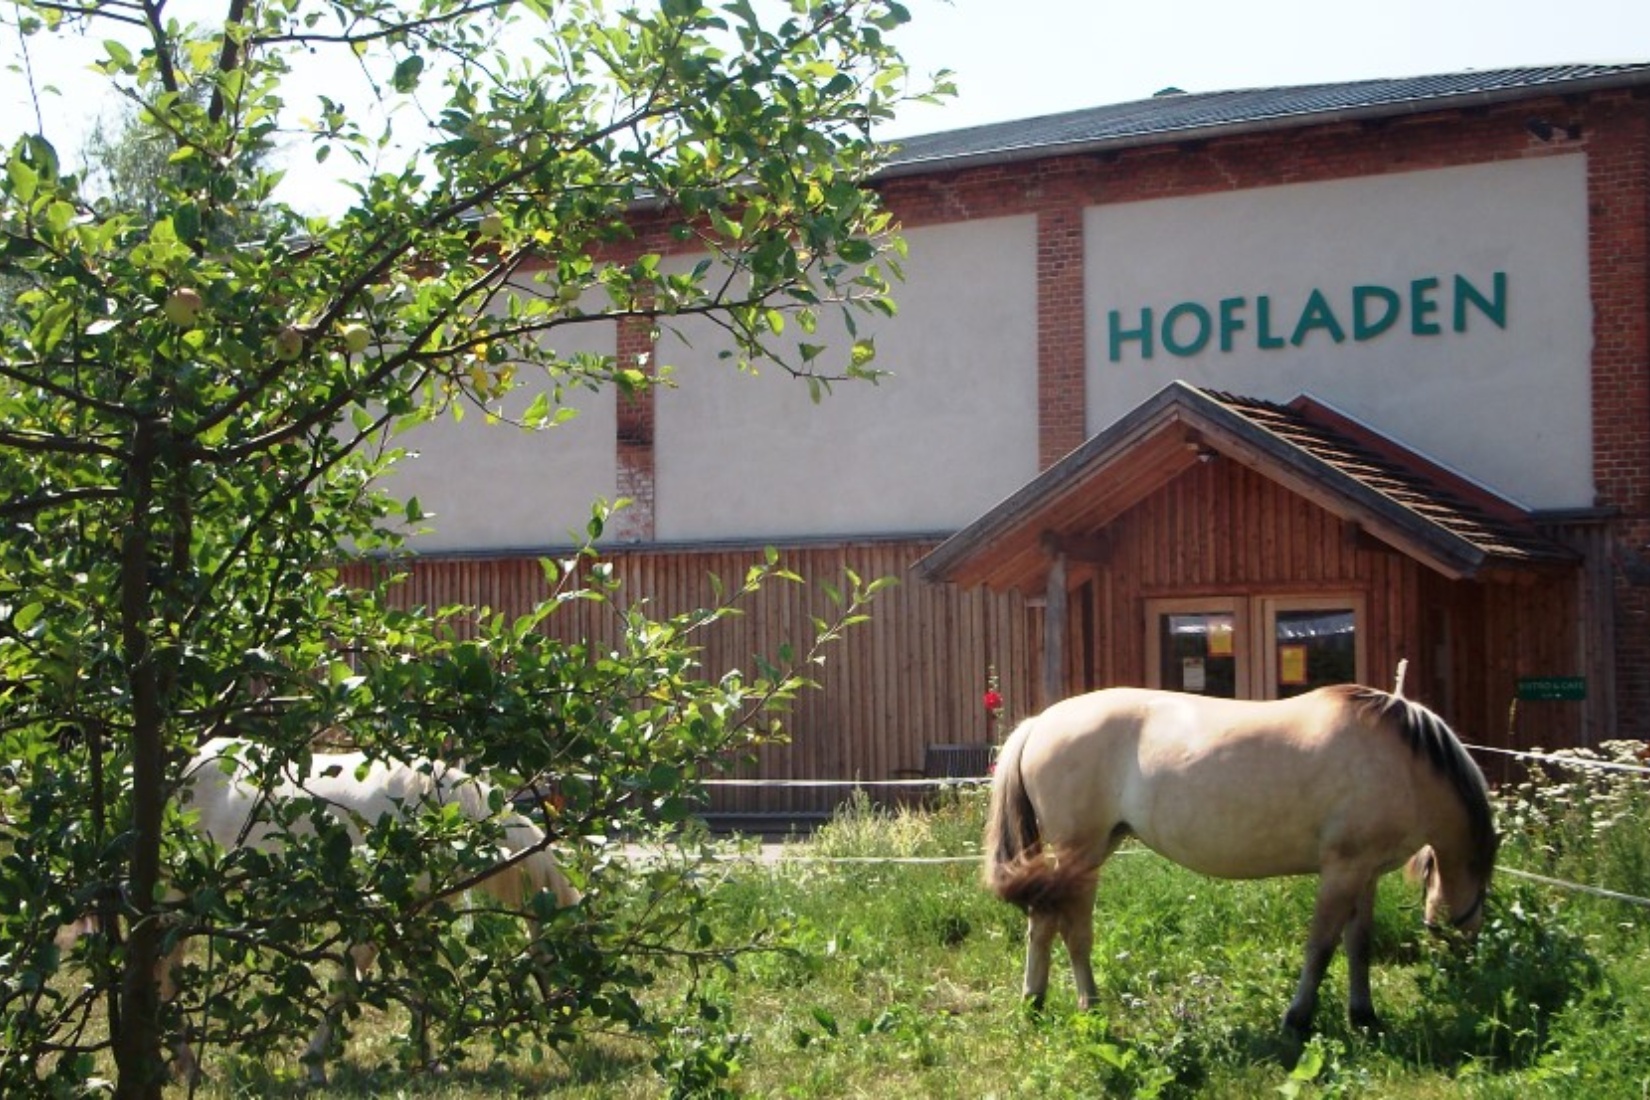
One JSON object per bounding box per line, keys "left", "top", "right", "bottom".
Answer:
{"left": 1516, "top": 676, "right": 1586, "bottom": 702}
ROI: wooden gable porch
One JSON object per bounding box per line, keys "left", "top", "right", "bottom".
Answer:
{"left": 917, "top": 382, "right": 1606, "bottom": 757}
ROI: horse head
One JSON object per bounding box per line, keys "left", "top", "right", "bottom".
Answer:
{"left": 1407, "top": 844, "right": 1489, "bottom": 936}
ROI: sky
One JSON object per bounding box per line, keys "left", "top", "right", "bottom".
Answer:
{"left": 3, "top": 0, "right": 1650, "bottom": 212}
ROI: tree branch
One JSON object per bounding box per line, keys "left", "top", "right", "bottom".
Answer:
{"left": 0, "top": 428, "right": 126, "bottom": 460}
{"left": 0, "top": 486, "right": 122, "bottom": 521}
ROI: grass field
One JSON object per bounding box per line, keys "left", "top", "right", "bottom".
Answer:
{"left": 190, "top": 754, "right": 1650, "bottom": 1099}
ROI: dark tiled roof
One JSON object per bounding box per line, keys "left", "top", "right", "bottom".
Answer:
{"left": 879, "top": 64, "right": 1650, "bottom": 178}
{"left": 1203, "top": 390, "right": 1575, "bottom": 566}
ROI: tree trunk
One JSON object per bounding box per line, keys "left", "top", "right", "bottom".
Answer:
{"left": 112, "top": 418, "right": 168, "bottom": 1100}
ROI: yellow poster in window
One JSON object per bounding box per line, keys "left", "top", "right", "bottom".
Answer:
{"left": 1207, "top": 616, "right": 1234, "bottom": 657}
{"left": 1279, "top": 644, "right": 1308, "bottom": 685}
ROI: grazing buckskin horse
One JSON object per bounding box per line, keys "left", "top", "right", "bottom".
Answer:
{"left": 982, "top": 684, "right": 1497, "bottom": 1034}
{"left": 169, "top": 738, "right": 581, "bottom": 1084}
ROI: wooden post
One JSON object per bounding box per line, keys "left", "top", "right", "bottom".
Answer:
{"left": 1043, "top": 550, "right": 1068, "bottom": 708}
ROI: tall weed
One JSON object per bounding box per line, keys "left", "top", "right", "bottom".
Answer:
{"left": 1495, "top": 739, "right": 1650, "bottom": 907}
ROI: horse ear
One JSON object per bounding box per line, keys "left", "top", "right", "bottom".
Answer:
{"left": 1404, "top": 846, "right": 1436, "bottom": 885}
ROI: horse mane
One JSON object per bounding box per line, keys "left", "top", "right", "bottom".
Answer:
{"left": 1337, "top": 685, "right": 1499, "bottom": 881}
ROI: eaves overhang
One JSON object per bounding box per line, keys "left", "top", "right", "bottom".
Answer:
{"left": 915, "top": 381, "right": 1578, "bottom": 593}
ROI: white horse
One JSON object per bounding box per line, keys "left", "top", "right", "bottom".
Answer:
{"left": 167, "top": 737, "right": 581, "bottom": 1084}
{"left": 983, "top": 685, "right": 1497, "bottom": 1035}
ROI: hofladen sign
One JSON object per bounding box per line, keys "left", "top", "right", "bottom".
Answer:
{"left": 1105, "top": 272, "right": 1507, "bottom": 362}
{"left": 1083, "top": 158, "right": 1591, "bottom": 510}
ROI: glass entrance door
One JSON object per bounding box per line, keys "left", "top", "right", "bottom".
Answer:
{"left": 1148, "top": 598, "right": 1246, "bottom": 698}
{"left": 1261, "top": 596, "right": 1365, "bottom": 699}
{"left": 1147, "top": 594, "right": 1363, "bottom": 700}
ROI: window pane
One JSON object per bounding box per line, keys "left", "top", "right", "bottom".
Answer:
{"left": 1274, "top": 609, "right": 1355, "bottom": 698}
{"left": 1160, "top": 613, "right": 1237, "bottom": 698}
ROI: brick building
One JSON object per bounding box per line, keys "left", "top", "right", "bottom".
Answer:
{"left": 383, "top": 65, "right": 1650, "bottom": 811}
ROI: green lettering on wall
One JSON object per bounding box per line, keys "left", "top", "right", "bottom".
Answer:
{"left": 1163, "top": 302, "right": 1213, "bottom": 356}
{"left": 1109, "top": 308, "right": 1154, "bottom": 361}
{"left": 1352, "top": 285, "right": 1401, "bottom": 340}
{"left": 1410, "top": 277, "right": 1442, "bottom": 335}
{"left": 1454, "top": 271, "right": 1507, "bottom": 332}
{"left": 1218, "top": 297, "right": 1247, "bottom": 351}
{"left": 1290, "top": 288, "right": 1347, "bottom": 346}
{"left": 1099, "top": 270, "right": 1510, "bottom": 364}
{"left": 1256, "top": 295, "right": 1286, "bottom": 349}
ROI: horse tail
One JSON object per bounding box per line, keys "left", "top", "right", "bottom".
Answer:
{"left": 982, "top": 716, "right": 1098, "bottom": 913}
{"left": 983, "top": 718, "right": 1040, "bottom": 881}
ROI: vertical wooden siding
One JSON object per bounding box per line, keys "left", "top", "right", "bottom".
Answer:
{"left": 337, "top": 462, "right": 1589, "bottom": 816}
{"left": 343, "top": 541, "right": 1032, "bottom": 817}
{"left": 1084, "top": 460, "right": 1583, "bottom": 751}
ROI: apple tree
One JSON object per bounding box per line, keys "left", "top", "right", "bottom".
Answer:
{"left": 0, "top": 0, "right": 936, "bottom": 1094}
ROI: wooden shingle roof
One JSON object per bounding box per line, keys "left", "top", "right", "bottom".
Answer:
{"left": 1209, "top": 391, "right": 1573, "bottom": 566}
{"left": 915, "top": 382, "right": 1577, "bottom": 592}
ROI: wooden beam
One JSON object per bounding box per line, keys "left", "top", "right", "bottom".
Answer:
{"left": 1042, "top": 551, "right": 1068, "bottom": 707}
{"left": 1043, "top": 530, "right": 1112, "bottom": 564}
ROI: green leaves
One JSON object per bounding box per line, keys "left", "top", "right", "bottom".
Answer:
{"left": 391, "top": 54, "right": 426, "bottom": 93}
{"left": 5, "top": 151, "right": 37, "bottom": 203}
{"left": 0, "top": 0, "right": 942, "bottom": 1091}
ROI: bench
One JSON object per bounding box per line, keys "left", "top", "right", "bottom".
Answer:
{"left": 923, "top": 742, "right": 995, "bottom": 781}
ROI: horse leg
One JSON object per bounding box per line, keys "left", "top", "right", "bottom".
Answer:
{"left": 1022, "top": 908, "right": 1060, "bottom": 1010}
{"left": 157, "top": 940, "right": 201, "bottom": 1085}
{"left": 1059, "top": 878, "right": 1102, "bottom": 1011}
{"left": 1341, "top": 878, "right": 1381, "bottom": 1031}
{"left": 1283, "top": 871, "right": 1361, "bottom": 1037}
{"left": 302, "top": 942, "right": 377, "bottom": 1086}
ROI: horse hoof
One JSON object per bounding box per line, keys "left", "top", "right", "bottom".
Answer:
{"left": 1349, "top": 1007, "right": 1383, "bottom": 1034}
{"left": 1281, "top": 1011, "right": 1313, "bottom": 1041}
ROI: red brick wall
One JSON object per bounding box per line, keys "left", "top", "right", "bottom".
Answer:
{"left": 1584, "top": 97, "right": 1650, "bottom": 732}
{"left": 1037, "top": 200, "right": 1087, "bottom": 465}
{"left": 612, "top": 311, "right": 657, "bottom": 542}
{"left": 584, "top": 218, "right": 688, "bottom": 543}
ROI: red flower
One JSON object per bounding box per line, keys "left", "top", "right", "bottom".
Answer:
{"left": 983, "top": 689, "right": 1004, "bottom": 713}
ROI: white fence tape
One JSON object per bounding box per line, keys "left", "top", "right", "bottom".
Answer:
{"left": 1463, "top": 742, "right": 1650, "bottom": 778}
{"left": 701, "top": 743, "right": 1649, "bottom": 789}
{"left": 693, "top": 764, "right": 1650, "bottom": 910}
{"left": 701, "top": 776, "right": 988, "bottom": 788}
{"left": 768, "top": 854, "right": 983, "bottom": 865}
{"left": 720, "top": 845, "right": 1650, "bottom": 908}
{"left": 1498, "top": 866, "right": 1650, "bottom": 909}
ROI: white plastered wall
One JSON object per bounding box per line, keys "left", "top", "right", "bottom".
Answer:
{"left": 382, "top": 311, "right": 619, "bottom": 552}
{"left": 1086, "top": 155, "right": 1594, "bottom": 509}
{"left": 652, "top": 215, "right": 1040, "bottom": 541}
